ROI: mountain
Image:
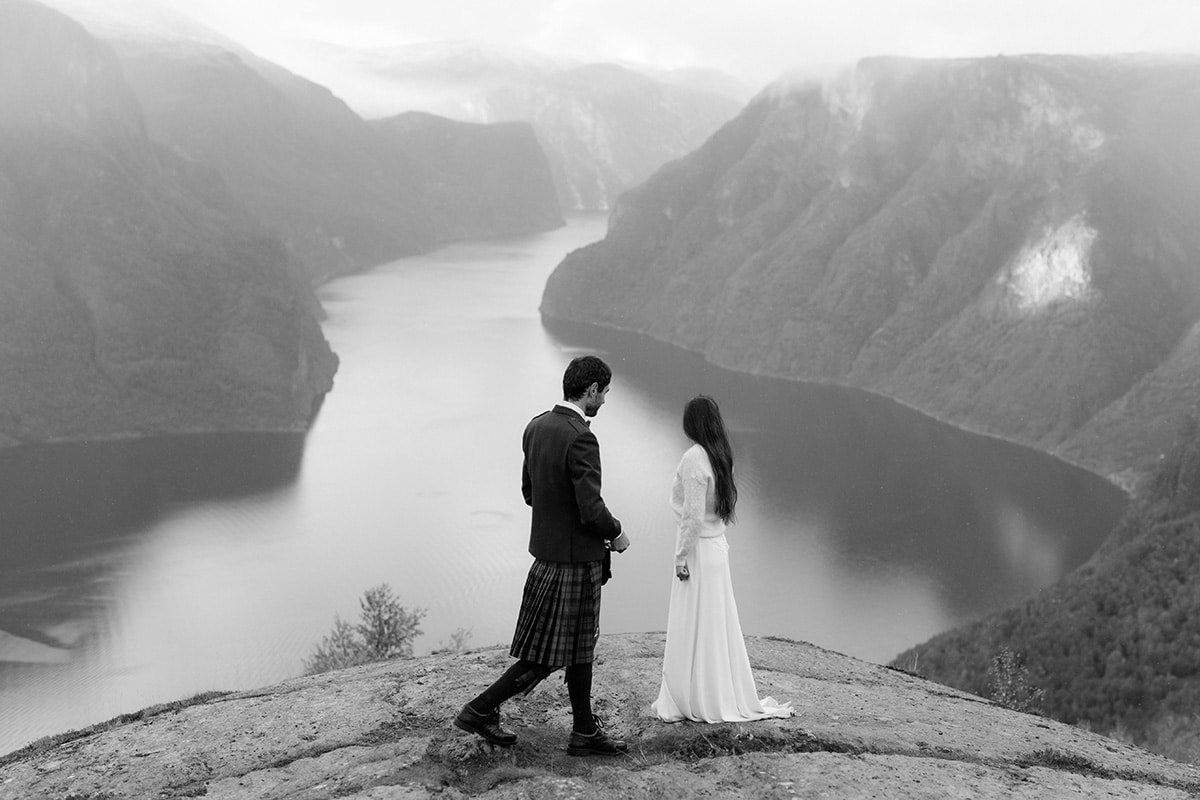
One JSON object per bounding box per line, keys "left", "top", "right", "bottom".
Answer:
{"left": 370, "top": 112, "right": 561, "bottom": 242}
{"left": 892, "top": 411, "right": 1200, "bottom": 761}
{"left": 541, "top": 54, "right": 1200, "bottom": 487}
{"left": 108, "top": 39, "right": 565, "bottom": 281}
{"left": 46, "top": 10, "right": 564, "bottom": 282}
{"left": 649, "top": 66, "right": 757, "bottom": 105}
{"left": 338, "top": 41, "right": 749, "bottom": 211}
{"left": 108, "top": 36, "right": 434, "bottom": 282}
{"left": 0, "top": 0, "right": 336, "bottom": 444}
{"left": 4, "top": 633, "right": 1200, "bottom": 796}
{"left": 485, "top": 62, "right": 749, "bottom": 211}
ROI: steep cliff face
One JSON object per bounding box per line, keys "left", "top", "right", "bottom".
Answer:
{"left": 542, "top": 55, "right": 1200, "bottom": 484}
{"left": 0, "top": 0, "right": 336, "bottom": 445}
{"left": 370, "top": 112, "right": 562, "bottom": 241}
{"left": 483, "top": 62, "right": 747, "bottom": 211}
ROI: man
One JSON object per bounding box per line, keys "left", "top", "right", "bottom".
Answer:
{"left": 454, "top": 355, "right": 631, "bottom": 756}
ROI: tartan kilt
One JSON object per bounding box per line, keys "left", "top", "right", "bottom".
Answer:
{"left": 510, "top": 558, "right": 603, "bottom": 666}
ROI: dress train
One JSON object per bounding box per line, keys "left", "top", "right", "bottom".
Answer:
{"left": 651, "top": 535, "right": 793, "bottom": 723}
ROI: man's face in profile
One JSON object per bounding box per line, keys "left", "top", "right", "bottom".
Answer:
{"left": 583, "top": 383, "right": 609, "bottom": 417}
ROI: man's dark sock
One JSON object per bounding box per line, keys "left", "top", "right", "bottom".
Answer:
{"left": 469, "top": 659, "right": 552, "bottom": 713}
{"left": 565, "top": 662, "right": 596, "bottom": 734}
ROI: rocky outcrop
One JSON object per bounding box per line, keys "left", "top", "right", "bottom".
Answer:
{"left": 2, "top": 633, "right": 1198, "bottom": 798}
{"left": 541, "top": 54, "right": 1200, "bottom": 487}
{"left": 0, "top": 0, "right": 336, "bottom": 445}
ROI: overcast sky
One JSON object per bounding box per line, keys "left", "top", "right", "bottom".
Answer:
{"left": 132, "top": 0, "right": 1199, "bottom": 87}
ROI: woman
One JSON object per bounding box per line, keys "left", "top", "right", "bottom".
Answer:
{"left": 651, "top": 395, "right": 793, "bottom": 723}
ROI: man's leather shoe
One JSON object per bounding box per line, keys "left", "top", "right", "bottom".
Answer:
{"left": 567, "top": 723, "right": 627, "bottom": 756}
{"left": 454, "top": 704, "right": 517, "bottom": 746}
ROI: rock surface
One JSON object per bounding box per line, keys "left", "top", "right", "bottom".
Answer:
{"left": 3, "top": 633, "right": 1198, "bottom": 799}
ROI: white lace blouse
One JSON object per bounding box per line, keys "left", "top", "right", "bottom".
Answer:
{"left": 670, "top": 443, "right": 728, "bottom": 567}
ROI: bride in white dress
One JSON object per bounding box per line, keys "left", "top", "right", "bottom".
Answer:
{"left": 651, "top": 395, "right": 794, "bottom": 723}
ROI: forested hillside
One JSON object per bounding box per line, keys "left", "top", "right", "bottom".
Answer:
{"left": 893, "top": 410, "right": 1200, "bottom": 760}
{"left": 107, "top": 37, "right": 562, "bottom": 282}
{"left": 542, "top": 54, "right": 1200, "bottom": 487}
{"left": 0, "top": 0, "right": 336, "bottom": 445}
{"left": 370, "top": 111, "right": 561, "bottom": 242}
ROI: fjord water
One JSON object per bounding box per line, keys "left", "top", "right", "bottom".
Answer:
{"left": 0, "top": 214, "right": 1125, "bottom": 755}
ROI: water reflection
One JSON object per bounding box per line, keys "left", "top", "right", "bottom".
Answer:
{"left": 0, "top": 434, "right": 303, "bottom": 651}
{"left": 544, "top": 318, "right": 1126, "bottom": 631}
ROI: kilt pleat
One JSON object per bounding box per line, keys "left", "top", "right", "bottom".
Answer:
{"left": 510, "top": 559, "right": 603, "bottom": 666}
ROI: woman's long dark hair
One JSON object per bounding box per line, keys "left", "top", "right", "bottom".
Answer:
{"left": 683, "top": 395, "right": 737, "bottom": 524}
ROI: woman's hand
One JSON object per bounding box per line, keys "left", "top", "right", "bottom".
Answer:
{"left": 675, "top": 563, "right": 689, "bottom": 581}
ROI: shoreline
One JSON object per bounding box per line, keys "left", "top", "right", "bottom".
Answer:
{"left": 541, "top": 311, "right": 1135, "bottom": 498}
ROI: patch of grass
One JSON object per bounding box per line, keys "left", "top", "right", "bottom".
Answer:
{"left": 663, "top": 725, "right": 861, "bottom": 762}
{"left": 0, "top": 691, "right": 232, "bottom": 769}
{"left": 1017, "top": 747, "right": 1200, "bottom": 794}
{"left": 762, "top": 635, "right": 804, "bottom": 645}
{"left": 1018, "top": 747, "right": 1100, "bottom": 773}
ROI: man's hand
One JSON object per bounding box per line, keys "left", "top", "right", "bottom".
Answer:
{"left": 610, "top": 532, "right": 631, "bottom": 553}
{"left": 675, "top": 562, "right": 689, "bottom": 581}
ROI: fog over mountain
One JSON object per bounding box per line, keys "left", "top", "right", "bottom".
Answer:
{"left": 50, "top": 5, "right": 564, "bottom": 281}
{"left": 0, "top": 0, "right": 565, "bottom": 446}
{"left": 315, "top": 40, "right": 749, "bottom": 211}
{"left": 0, "top": 0, "right": 337, "bottom": 444}
{"left": 543, "top": 54, "right": 1200, "bottom": 489}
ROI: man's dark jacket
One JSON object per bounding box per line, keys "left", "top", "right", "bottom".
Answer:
{"left": 522, "top": 406, "right": 621, "bottom": 563}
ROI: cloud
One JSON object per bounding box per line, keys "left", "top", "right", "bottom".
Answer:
{"left": 58, "top": 0, "right": 1200, "bottom": 101}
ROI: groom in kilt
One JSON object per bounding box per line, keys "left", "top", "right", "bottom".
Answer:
{"left": 455, "top": 355, "right": 631, "bottom": 755}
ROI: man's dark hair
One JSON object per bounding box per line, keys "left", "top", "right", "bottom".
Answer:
{"left": 562, "top": 355, "right": 612, "bottom": 400}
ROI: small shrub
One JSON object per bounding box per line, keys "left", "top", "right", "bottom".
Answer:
{"left": 305, "top": 583, "right": 425, "bottom": 675}
{"left": 1019, "top": 747, "right": 1100, "bottom": 773}
{"left": 986, "top": 646, "right": 1045, "bottom": 714}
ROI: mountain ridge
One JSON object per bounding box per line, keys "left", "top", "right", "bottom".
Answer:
{"left": 542, "top": 54, "right": 1200, "bottom": 488}
{"left": 310, "top": 40, "right": 749, "bottom": 212}
{"left": 0, "top": 0, "right": 337, "bottom": 446}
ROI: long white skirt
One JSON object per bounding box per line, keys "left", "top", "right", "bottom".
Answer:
{"left": 651, "top": 534, "right": 794, "bottom": 723}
